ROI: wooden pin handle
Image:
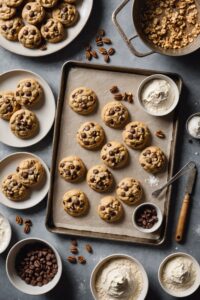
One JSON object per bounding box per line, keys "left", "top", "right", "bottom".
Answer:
{"left": 175, "top": 193, "right": 190, "bottom": 243}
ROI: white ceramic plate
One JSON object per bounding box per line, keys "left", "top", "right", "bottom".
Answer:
{"left": 0, "top": 69, "right": 55, "bottom": 147}
{"left": 0, "top": 0, "right": 93, "bottom": 57}
{"left": 0, "top": 152, "right": 50, "bottom": 209}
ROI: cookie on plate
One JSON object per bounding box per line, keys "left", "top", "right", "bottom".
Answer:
{"left": 22, "top": 2, "right": 45, "bottom": 25}
{"left": 52, "top": 3, "right": 78, "bottom": 27}
{"left": 0, "top": 0, "right": 16, "bottom": 20}
{"left": 77, "top": 121, "right": 105, "bottom": 150}
{"left": 139, "top": 146, "right": 166, "bottom": 173}
{"left": 9, "top": 109, "right": 39, "bottom": 139}
{"left": 41, "top": 18, "right": 65, "bottom": 43}
{"left": 101, "top": 101, "right": 129, "bottom": 129}
{"left": 101, "top": 141, "right": 129, "bottom": 169}
{"left": 16, "top": 78, "right": 43, "bottom": 107}
{"left": 116, "top": 177, "right": 143, "bottom": 205}
{"left": 69, "top": 87, "right": 97, "bottom": 115}
{"left": 98, "top": 196, "right": 123, "bottom": 223}
{"left": 0, "top": 91, "right": 21, "bottom": 120}
{"left": 16, "top": 158, "right": 45, "bottom": 187}
{"left": 18, "top": 25, "right": 42, "bottom": 48}
{"left": 63, "top": 189, "right": 89, "bottom": 217}
{"left": 1, "top": 173, "right": 29, "bottom": 201}
{"left": 123, "top": 121, "right": 151, "bottom": 150}
{"left": 5, "top": 0, "right": 24, "bottom": 7}
{"left": 87, "top": 164, "right": 114, "bottom": 193}
{"left": 58, "top": 156, "right": 86, "bottom": 182}
{"left": 0, "top": 17, "right": 24, "bottom": 41}
{"left": 37, "top": 0, "right": 58, "bottom": 8}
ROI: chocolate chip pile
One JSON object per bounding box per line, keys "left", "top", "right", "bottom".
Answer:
{"left": 16, "top": 243, "right": 58, "bottom": 286}
{"left": 135, "top": 204, "right": 158, "bottom": 229}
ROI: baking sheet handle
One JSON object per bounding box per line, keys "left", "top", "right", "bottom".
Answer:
{"left": 112, "top": 0, "right": 155, "bottom": 58}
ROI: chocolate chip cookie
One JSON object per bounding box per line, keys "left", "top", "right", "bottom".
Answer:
{"left": 0, "top": 0, "right": 16, "bottom": 20}
{"left": 69, "top": 87, "right": 97, "bottom": 115}
{"left": 18, "top": 25, "right": 42, "bottom": 48}
{"left": 58, "top": 156, "right": 86, "bottom": 182}
{"left": 5, "top": 0, "right": 24, "bottom": 8}
{"left": 139, "top": 146, "right": 166, "bottom": 173}
{"left": 63, "top": 189, "right": 89, "bottom": 217}
{"left": 9, "top": 109, "right": 39, "bottom": 139}
{"left": 0, "top": 91, "right": 21, "bottom": 120}
{"left": 16, "top": 158, "right": 45, "bottom": 187}
{"left": 116, "top": 177, "right": 143, "bottom": 205}
{"left": 101, "top": 101, "right": 129, "bottom": 129}
{"left": 77, "top": 121, "right": 105, "bottom": 150}
{"left": 0, "top": 17, "right": 24, "bottom": 40}
{"left": 52, "top": 3, "right": 78, "bottom": 27}
{"left": 16, "top": 78, "right": 43, "bottom": 107}
{"left": 98, "top": 196, "right": 123, "bottom": 223}
{"left": 87, "top": 164, "right": 114, "bottom": 193}
{"left": 41, "top": 18, "right": 65, "bottom": 43}
{"left": 101, "top": 141, "right": 129, "bottom": 169}
{"left": 123, "top": 121, "right": 151, "bottom": 150}
{"left": 1, "top": 173, "right": 29, "bottom": 201}
{"left": 37, "top": 0, "right": 58, "bottom": 8}
{"left": 22, "top": 2, "right": 45, "bottom": 25}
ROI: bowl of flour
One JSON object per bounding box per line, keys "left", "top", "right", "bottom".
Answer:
{"left": 158, "top": 252, "right": 200, "bottom": 297}
{"left": 0, "top": 213, "right": 12, "bottom": 254}
{"left": 90, "top": 254, "right": 148, "bottom": 300}
{"left": 137, "top": 74, "right": 180, "bottom": 116}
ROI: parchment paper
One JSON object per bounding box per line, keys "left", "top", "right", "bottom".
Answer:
{"left": 52, "top": 66, "right": 176, "bottom": 242}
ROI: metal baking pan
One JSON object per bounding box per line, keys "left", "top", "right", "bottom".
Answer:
{"left": 46, "top": 60, "right": 183, "bottom": 246}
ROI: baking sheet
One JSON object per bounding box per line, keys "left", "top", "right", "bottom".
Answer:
{"left": 46, "top": 61, "right": 182, "bottom": 245}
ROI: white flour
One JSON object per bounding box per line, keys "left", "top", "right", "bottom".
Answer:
{"left": 145, "top": 175, "right": 160, "bottom": 187}
{"left": 161, "top": 256, "right": 197, "bottom": 293}
{"left": 141, "top": 79, "right": 173, "bottom": 114}
{"left": 95, "top": 258, "right": 143, "bottom": 300}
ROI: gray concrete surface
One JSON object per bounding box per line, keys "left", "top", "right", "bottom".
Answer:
{"left": 0, "top": 1, "right": 200, "bottom": 299}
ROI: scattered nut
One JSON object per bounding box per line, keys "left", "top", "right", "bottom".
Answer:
{"left": 110, "top": 86, "right": 119, "bottom": 94}
{"left": 155, "top": 130, "right": 166, "bottom": 139}
{"left": 90, "top": 50, "right": 98, "bottom": 58}
{"left": 24, "top": 219, "right": 32, "bottom": 226}
{"left": 98, "top": 47, "right": 107, "bottom": 55}
{"left": 104, "top": 55, "right": 110, "bottom": 63}
{"left": 67, "top": 256, "right": 77, "bottom": 264}
{"left": 70, "top": 245, "right": 79, "bottom": 255}
{"left": 114, "top": 93, "right": 123, "bottom": 101}
{"left": 78, "top": 256, "right": 86, "bottom": 264}
{"left": 85, "top": 244, "right": 93, "bottom": 254}
{"left": 108, "top": 48, "right": 115, "bottom": 55}
{"left": 16, "top": 215, "right": 23, "bottom": 225}
{"left": 85, "top": 50, "right": 92, "bottom": 61}
{"left": 24, "top": 224, "right": 31, "bottom": 234}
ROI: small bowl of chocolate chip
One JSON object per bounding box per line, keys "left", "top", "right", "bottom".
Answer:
{"left": 132, "top": 202, "right": 163, "bottom": 233}
{"left": 6, "top": 238, "right": 62, "bottom": 295}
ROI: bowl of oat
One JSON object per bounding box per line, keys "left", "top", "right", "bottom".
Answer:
{"left": 90, "top": 254, "right": 149, "bottom": 300}
{"left": 158, "top": 252, "right": 200, "bottom": 297}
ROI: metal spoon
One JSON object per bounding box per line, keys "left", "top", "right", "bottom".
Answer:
{"left": 152, "top": 161, "right": 196, "bottom": 198}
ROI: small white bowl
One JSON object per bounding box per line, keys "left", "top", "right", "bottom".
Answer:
{"left": 0, "top": 213, "right": 12, "bottom": 254}
{"left": 6, "top": 238, "right": 62, "bottom": 295}
{"left": 132, "top": 202, "right": 163, "bottom": 233}
{"left": 158, "top": 252, "right": 200, "bottom": 298}
{"left": 186, "top": 112, "right": 200, "bottom": 139}
{"left": 90, "top": 254, "right": 149, "bottom": 300}
{"left": 137, "top": 74, "right": 180, "bottom": 116}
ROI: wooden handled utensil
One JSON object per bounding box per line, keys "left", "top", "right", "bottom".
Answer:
{"left": 175, "top": 166, "right": 197, "bottom": 243}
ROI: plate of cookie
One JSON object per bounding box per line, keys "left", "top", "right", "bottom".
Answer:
{"left": 0, "top": 69, "right": 56, "bottom": 147}
{"left": 0, "top": 152, "right": 50, "bottom": 209}
{"left": 0, "top": 0, "right": 93, "bottom": 57}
